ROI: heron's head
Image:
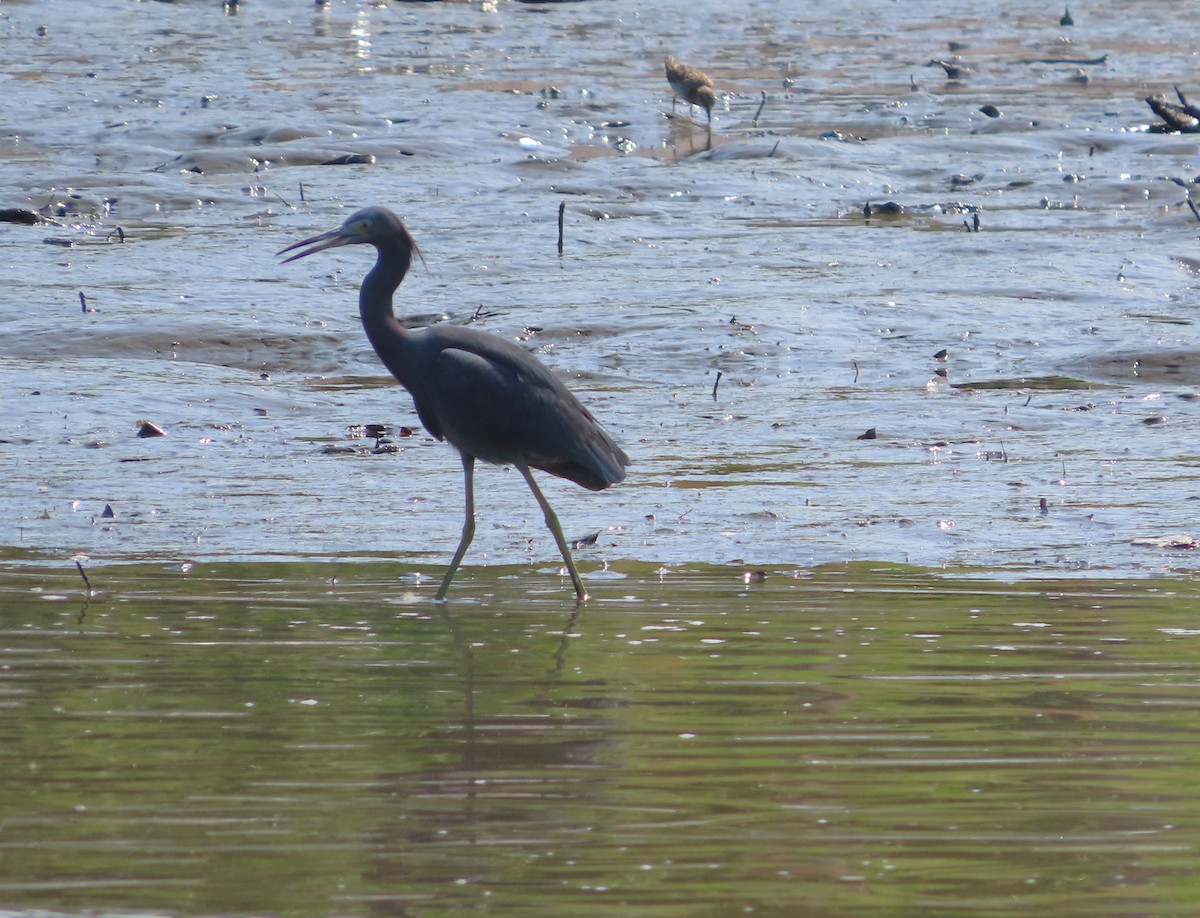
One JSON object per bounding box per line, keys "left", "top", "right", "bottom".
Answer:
{"left": 278, "top": 206, "right": 422, "bottom": 264}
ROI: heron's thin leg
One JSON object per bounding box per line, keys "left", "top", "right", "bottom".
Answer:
{"left": 517, "top": 463, "right": 587, "bottom": 601}
{"left": 436, "top": 454, "right": 476, "bottom": 601}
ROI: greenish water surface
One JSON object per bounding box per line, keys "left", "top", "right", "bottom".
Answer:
{"left": 2, "top": 560, "right": 1198, "bottom": 916}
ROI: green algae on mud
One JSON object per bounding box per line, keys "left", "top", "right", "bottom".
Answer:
{"left": 952, "top": 374, "right": 1104, "bottom": 391}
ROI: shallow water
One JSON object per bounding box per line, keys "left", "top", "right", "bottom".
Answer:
{"left": 3, "top": 1, "right": 1200, "bottom": 914}
{"left": 4, "top": 561, "right": 1200, "bottom": 917}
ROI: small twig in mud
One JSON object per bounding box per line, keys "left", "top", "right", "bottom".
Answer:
{"left": 769, "top": 140, "right": 780, "bottom": 157}
{"left": 752, "top": 91, "right": 767, "bottom": 127}
{"left": 75, "top": 560, "right": 93, "bottom": 596}
{"left": 973, "top": 212, "right": 980, "bottom": 231}
{"left": 79, "top": 291, "right": 88, "bottom": 313}
{"left": 557, "top": 200, "right": 566, "bottom": 256}
{"left": 1188, "top": 198, "right": 1200, "bottom": 224}
{"left": 105, "top": 226, "right": 125, "bottom": 243}
{"left": 712, "top": 370, "right": 723, "bottom": 401}
{"left": 273, "top": 190, "right": 294, "bottom": 210}
{"left": 998, "top": 438, "right": 1009, "bottom": 462}
{"left": 853, "top": 360, "right": 860, "bottom": 383}
{"left": 1024, "top": 394, "right": 1032, "bottom": 407}
{"left": 299, "top": 182, "right": 306, "bottom": 203}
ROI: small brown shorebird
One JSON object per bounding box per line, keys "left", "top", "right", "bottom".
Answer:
{"left": 664, "top": 55, "right": 716, "bottom": 124}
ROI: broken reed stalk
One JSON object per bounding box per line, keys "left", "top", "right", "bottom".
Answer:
{"left": 557, "top": 200, "right": 566, "bottom": 256}
{"left": 752, "top": 91, "right": 767, "bottom": 127}
{"left": 712, "top": 370, "right": 723, "bottom": 401}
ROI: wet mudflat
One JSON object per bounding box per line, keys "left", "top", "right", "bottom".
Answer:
{"left": 3, "top": 0, "right": 1200, "bottom": 914}
{"left": 1, "top": 0, "right": 1199, "bottom": 576}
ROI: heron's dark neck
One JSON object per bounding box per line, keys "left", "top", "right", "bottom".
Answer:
{"left": 359, "top": 239, "right": 412, "bottom": 333}
{"left": 358, "top": 238, "right": 421, "bottom": 392}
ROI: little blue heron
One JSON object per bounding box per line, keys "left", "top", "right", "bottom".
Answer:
{"left": 279, "top": 207, "right": 629, "bottom": 601}
{"left": 664, "top": 55, "right": 716, "bottom": 124}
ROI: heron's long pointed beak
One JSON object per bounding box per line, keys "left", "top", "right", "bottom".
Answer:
{"left": 277, "top": 226, "right": 355, "bottom": 263}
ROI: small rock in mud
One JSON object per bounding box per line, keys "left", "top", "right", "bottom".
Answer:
{"left": 864, "top": 201, "right": 905, "bottom": 216}
{"left": 0, "top": 208, "right": 39, "bottom": 225}
{"left": 136, "top": 420, "right": 167, "bottom": 438}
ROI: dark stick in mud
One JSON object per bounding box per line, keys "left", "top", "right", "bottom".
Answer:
{"left": 752, "top": 91, "right": 767, "bottom": 127}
